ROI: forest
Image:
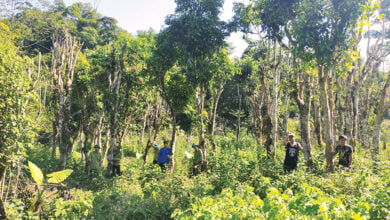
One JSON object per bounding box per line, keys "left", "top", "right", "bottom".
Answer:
{"left": 0, "top": 0, "right": 389, "bottom": 219}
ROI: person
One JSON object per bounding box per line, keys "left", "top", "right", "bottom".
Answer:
{"left": 333, "top": 135, "right": 353, "bottom": 170}
{"left": 283, "top": 133, "right": 303, "bottom": 172}
{"left": 157, "top": 140, "right": 172, "bottom": 172}
{"left": 152, "top": 144, "right": 160, "bottom": 165}
{"left": 112, "top": 146, "right": 122, "bottom": 176}
{"left": 191, "top": 143, "right": 204, "bottom": 176}
{"left": 88, "top": 145, "right": 102, "bottom": 177}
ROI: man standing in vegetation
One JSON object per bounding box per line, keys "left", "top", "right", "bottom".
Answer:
{"left": 157, "top": 140, "right": 172, "bottom": 172}
{"left": 88, "top": 145, "right": 103, "bottom": 177}
{"left": 284, "top": 133, "right": 303, "bottom": 172}
{"left": 333, "top": 135, "right": 353, "bottom": 170}
{"left": 112, "top": 146, "right": 122, "bottom": 176}
{"left": 191, "top": 143, "right": 204, "bottom": 176}
{"left": 153, "top": 144, "right": 160, "bottom": 165}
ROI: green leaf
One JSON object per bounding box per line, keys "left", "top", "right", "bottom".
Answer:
{"left": 47, "top": 169, "right": 73, "bottom": 184}
{"left": 28, "top": 161, "right": 44, "bottom": 185}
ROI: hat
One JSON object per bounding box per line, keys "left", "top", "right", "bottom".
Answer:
{"left": 339, "top": 135, "right": 347, "bottom": 140}
{"left": 153, "top": 144, "right": 159, "bottom": 149}
{"left": 192, "top": 143, "right": 199, "bottom": 148}
{"left": 93, "top": 145, "right": 100, "bottom": 149}
{"left": 288, "top": 133, "right": 295, "bottom": 137}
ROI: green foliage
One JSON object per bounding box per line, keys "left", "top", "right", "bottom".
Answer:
{"left": 28, "top": 161, "right": 73, "bottom": 185}
{"left": 173, "top": 186, "right": 265, "bottom": 219}
{"left": 5, "top": 199, "right": 37, "bottom": 219}
{"left": 0, "top": 21, "right": 36, "bottom": 183}
{"left": 1, "top": 1, "right": 389, "bottom": 220}
{"left": 47, "top": 169, "right": 73, "bottom": 184}
{"left": 28, "top": 161, "right": 44, "bottom": 185}
{"left": 50, "top": 189, "right": 94, "bottom": 219}
{"left": 7, "top": 133, "right": 388, "bottom": 219}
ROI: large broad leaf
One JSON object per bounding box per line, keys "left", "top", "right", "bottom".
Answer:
{"left": 47, "top": 169, "right": 73, "bottom": 184}
{"left": 28, "top": 161, "right": 44, "bottom": 185}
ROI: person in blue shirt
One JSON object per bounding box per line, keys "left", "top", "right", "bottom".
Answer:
{"left": 157, "top": 140, "right": 172, "bottom": 172}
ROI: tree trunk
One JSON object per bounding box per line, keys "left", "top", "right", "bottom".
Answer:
{"left": 263, "top": 105, "right": 273, "bottom": 158}
{"left": 0, "top": 163, "right": 7, "bottom": 219}
{"left": 236, "top": 83, "right": 241, "bottom": 143}
{"left": 207, "top": 84, "right": 224, "bottom": 151}
{"left": 142, "top": 102, "right": 161, "bottom": 164}
{"left": 83, "top": 128, "right": 90, "bottom": 173}
{"left": 96, "top": 113, "right": 104, "bottom": 147}
{"left": 102, "top": 129, "right": 110, "bottom": 162}
{"left": 51, "top": 31, "right": 81, "bottom": 170}
{"left": 361, "top": 88, "right": 370, "bottom": 148}
{"left": 196, "top": 85, "right": 207, "bottom": 156}
{"left": 295, "top": 71, "right": 313, "bottom": 167}
{"left": 106, "top": 44, "right": 126, "bottom": 177}
{"left": 282, "top": 93, "right": 290, "bottom": 135}
{"left": 335, "top": 79, "right": 345, "bottom": 136}
{"left": 262, "top": 79, "right": 274, "bottom": 158}
{"left": 51, "top": 118, "right": 58, "bottom": 158}
{"left": 345, "top": 72, "right": 354, "bottom": 139}
{"left": 313, "top": 100, "right": 323, "bottom": 147}
{"left": 140, "top": 108, "right": 148, "bottom": 145}
{"left": 352, "top": 90, "right": 360, "bottom": 144}
{"left": 372, "top": 74, "right": 390, "bottom": 160}
{"left": 271, "top": 48, "right": 280, "bottom": 158}
{"left": 170, "top": 115, "right": 177, "bottom": 173}
{"left": 319, "top": 65, "right": 334, "bottom": 172}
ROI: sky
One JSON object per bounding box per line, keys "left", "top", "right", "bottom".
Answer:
{"left": 63, "top": 0, "right": 249, "bottom": 58}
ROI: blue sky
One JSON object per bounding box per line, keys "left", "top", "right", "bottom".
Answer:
{"left": 63, "top": 0, "right": 248, "bottom": 58}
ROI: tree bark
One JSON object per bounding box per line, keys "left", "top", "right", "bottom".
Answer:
{"left": 360, "top": 88, "right": 370, "bottom": 148}
{"left": 170, "top": 115, "right": 177, "bottom": 173}
{"left": 207, "top": 83, "right": 224, "bottom": 151}
{"left": 294, "top": 71, "right": 313, "bottom": 167}
{"left": 282, "top": 92, "right": 290, "bottom": 135}
{"left": 313, "top": 100, "right": 323, "bottom": 147}
{"left": 196, "top": 85, "right": 207, "bottom": 156}
{"left": 142, "top": 102, "right": 161, "bottom": 164}
{"left": 106, "top": 44, "right": 126, "bottom": 177}
{"left": 270, "top": 46, "right": 280, "bottom": 158}
{"left": 372, "top": 74, "right": 390, "bottom": 160}
{"left": 236, "top": 83, "right": 242, "bottom": 143}
{"left": 0, "top": 163, "right": 7, "bottom": 219}
{"left": 319, "top": 65, "right": 334, "bottom": 172}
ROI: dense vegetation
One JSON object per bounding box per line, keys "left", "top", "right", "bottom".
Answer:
{"left": 0, "top": 0, "right": 389, "bottom": 219}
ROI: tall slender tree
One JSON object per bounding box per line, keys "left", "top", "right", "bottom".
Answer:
{"left": 51, "top": 29, "right": 82, "bottom": 170}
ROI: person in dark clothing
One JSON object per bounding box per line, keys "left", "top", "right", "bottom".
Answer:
{"left": 157, "top": 140, "right": 172, "bottom": 172}
{"left": 191, "top": 143, "right": 204, "bottom": 176}
{"left": 333, "top": 135, "right": 353, "bottom": 170}
{"left": 283, "top": 133, "right": 303, "bottom": 172}
{"left": 112, "top": 146, "right": 122, "bottom": 176}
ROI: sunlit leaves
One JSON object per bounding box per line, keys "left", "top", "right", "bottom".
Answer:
{"left": 0, "top": 22, "right": 35, "bottom": 172}
{"left": 28, "top": 161, "right": 44, "bottom": 185}
{"left": 47, "top": 169, "right": 73, "bottom": 184}
{"left": 28, "top": 161, "right": 73, "bottom": 184}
